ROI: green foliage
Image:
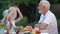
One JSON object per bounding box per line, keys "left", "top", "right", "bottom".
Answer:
{"left": 57, "top": 19, "right": 60, "bottom": 31}
{"left": 49, "top": 0, "right": 59, "bottom": 4}
{"left": 0, "top": 0, "right": 60, "bottom": 33}
{"left": 15, "top": 16, "right": 38, "bottom": 28}
{"left": 7, "top": 0, "right": 60, "bottom": 4}
{"left": 9, "top": 0, "right": 39, "bottom": 7}
{"left": 58, "top": 19, "right": 60, "bottom": 34}
{"left": 0, "top": 1, "right": 9, "bottom": 20}
{"left": 28, "top": 20, "right": 38, "bottom": 28}
{"left": 16, "top": 16, "right": 28, "bottom": 26}
{"left": 0, "top": 9, "right": 3, "bottom": 20}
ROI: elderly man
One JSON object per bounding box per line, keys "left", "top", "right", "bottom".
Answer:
{"left": 35, "top": 0, "right": 58, "bottom": 34}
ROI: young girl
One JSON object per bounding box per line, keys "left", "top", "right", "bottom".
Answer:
{"left": 3, "top": 6, "right": 23, "bottom": 33}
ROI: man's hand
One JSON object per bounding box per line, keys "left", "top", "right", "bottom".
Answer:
{"left": 35, "top": 24, "right": 39, "bottom": 27}
{"left": 34, "top": 24, "right": 40, "bottom": 28}
{"left": 35, "top": 23, "right": 48, "bottom": 30}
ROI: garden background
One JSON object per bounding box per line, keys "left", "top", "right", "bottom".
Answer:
{"left": 0, "top": 0, "right": 60, "bottom": 34}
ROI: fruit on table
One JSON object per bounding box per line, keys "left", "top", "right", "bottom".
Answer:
{"left": 16, "top": 30, "right": 20, "bottom": 34}
{"left": 35, "top": 29, "right": 40, "bottom": 34}
{"left": 31, "top": 29, "right": 40, "bottom": 34}
{"left": 20, "top": 26, "right": 33, "bottom": 32}
{"left": 20, "top": 27, "right": 27, "bottom": 32}
{"left": 25, "top": 26, "right": 29, "bottom": 30}
{"left": 31, "top": 31, "right": 36, "bottom": 34}
{"left": 25, "top": 26, "right": 33, "bottom": 32}
{"left": 5, "top": 32, "right": 9, "bottom": 34}
{"left": 23, "top": 28, "right": 27, "bottom": 31}
{"left": 6, "top": 27, "right": 10, "bottom": 32}
{"left": 5, "top": 27, "right": 10, "bottom": 34}
{"left": 0, "top": 23, "right": 4, "bottom": 28}
{"left": 29, "top": 26, "right": 33, "bottom": 32}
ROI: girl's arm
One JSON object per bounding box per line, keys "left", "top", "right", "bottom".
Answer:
{"left": 15, "top": 7, "right": 23, "bottom": 23}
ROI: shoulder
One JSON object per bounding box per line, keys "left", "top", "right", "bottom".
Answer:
{"left": 46, "top": 11, "right": 55, "bottom": 18}
{"left": 9, "top": 7, "right": 14, "bottom": 9}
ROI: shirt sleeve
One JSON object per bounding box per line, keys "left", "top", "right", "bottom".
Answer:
{"left": 43, "top": 15, "right": 51, "bottom": 25}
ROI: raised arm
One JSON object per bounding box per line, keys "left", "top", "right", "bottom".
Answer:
{"left": 15, "top": 7, "right": 23, "bottom": 23}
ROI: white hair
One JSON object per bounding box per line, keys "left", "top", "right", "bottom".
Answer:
{"left": 40, "top": 0, "right": 50, "bottom": 10}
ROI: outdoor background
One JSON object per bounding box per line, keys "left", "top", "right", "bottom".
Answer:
{"left": 0, "top": 0, "right": 60, "bottom": 34}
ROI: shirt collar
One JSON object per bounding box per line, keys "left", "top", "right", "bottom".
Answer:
{"left": 42, "top": 10, "right": 50, "bottom": 17}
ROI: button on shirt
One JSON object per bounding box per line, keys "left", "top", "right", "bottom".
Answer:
{"left": 38, "top": 10, "right": 58, "bottom": 34}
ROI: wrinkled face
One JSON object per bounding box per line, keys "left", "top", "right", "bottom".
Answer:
{"left": 38, "top": 2, "right": 47, "bottom": 14}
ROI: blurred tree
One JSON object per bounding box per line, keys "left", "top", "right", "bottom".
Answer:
{"left": 48, "top": 0, "right": 59, "bottom": 4}
{"left": 0, "top": 0, "right": 60, "bottom": 21}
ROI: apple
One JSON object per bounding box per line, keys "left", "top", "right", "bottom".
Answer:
{"left": 29, "top": 26, "right": 33, "bottom": 32}
{"left": 35, "top": 29, "right": 40, "bottom": 34}
{"left": 31, "top": 31, "right": 36, "bottom": 34}
{"left": 23, "top": 28, "right": 27, "bottom": 31}
{"left": 20, "top": 27, "right": 28, "bottom": 32}
{"left": 25, "top": 26, "right": 33, "bottom": 32}
{"left": 25, "top": 26, "right": 29, "bottom": 30}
